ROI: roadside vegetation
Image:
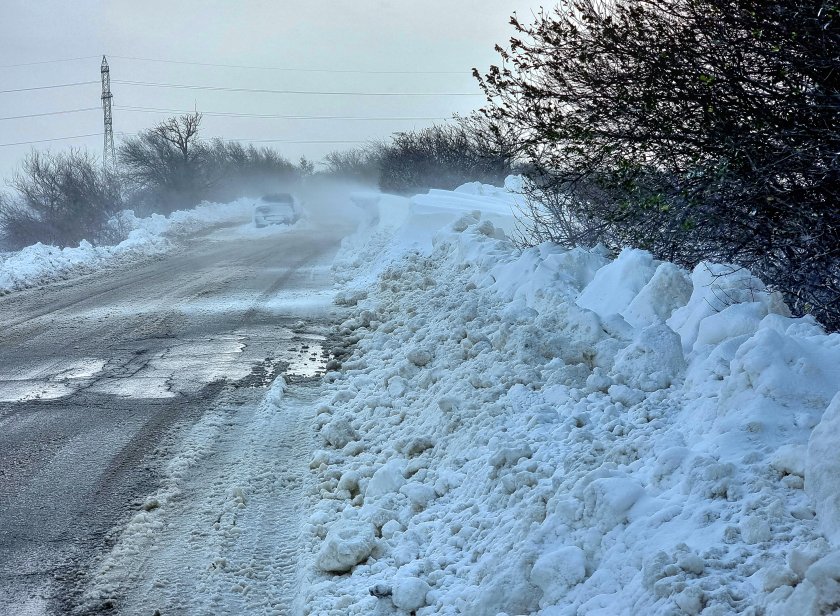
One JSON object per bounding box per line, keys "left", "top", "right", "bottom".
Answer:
{"left": 474, "top": 0, "right": 840, "bottom": 330}
{"left": 322, "top": 114, "right": 518, "bottom": 195}
{"left": 0, "top": 150, "right": 123, "bottom": 251}
{"left": 0, "top": 112, "right": 513, "bottom": 251}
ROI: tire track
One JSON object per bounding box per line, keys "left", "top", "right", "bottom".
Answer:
{"left": 0, "top": 223, "right": 349, "bottom": 615}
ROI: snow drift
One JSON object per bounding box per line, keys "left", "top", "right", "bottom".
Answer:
{"left": 304, "top": 178, "right": 840, "bottom": 615}
{"left": 0, "top": 199, "right": 256, "bottom": 295}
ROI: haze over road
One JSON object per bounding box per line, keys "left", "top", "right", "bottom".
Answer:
{"left": 0, "top": 217, "right": 349, "bottom": 614}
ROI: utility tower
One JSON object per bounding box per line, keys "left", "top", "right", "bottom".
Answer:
{"left": 100, "top": 55, "right": 116, "bottom": 169}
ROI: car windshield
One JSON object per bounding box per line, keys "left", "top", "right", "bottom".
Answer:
{"left": 261, "top": 193, "right": 293, "bottom": 204}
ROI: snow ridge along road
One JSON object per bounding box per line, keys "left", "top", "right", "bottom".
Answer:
{"left": 304, "top": 180, "right": 840, "bottom": 615}
{"left": 0, "top": 215, "right": 350, "bottom": 615}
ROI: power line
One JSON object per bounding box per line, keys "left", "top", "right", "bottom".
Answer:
{"left": 0, "top": 133, "right": 102, "bottom": 148}
{"left": 0, "top": 54, "right": 467, "bottom": 75}
{"left": 0, "top": 81, "right": 98, "bottom": 94}
{"left": 0, "top": 132, "right": 371, "bottom": 148}
{"left": 0, "top": 55, "right": 100, "bottom": 69}
{"left": 0, "top": 104, "right": 443, "bottom": 134}
{"left": 0, "top": 107, "right": 99, "bottom": 121}
{"left": 115, "top": 105, "right": 448, "bottom": 121}
{"left": 228, "top": 138, "right": 369, "bottom": 144}
{"left": 113, "top": 79, "right": 482, "bottom": 97}
{"left": 109, "top": 54, "right": 467, "bottom": 75}
{"left": 113, "top": 131, "right": 371, "bottom": 145}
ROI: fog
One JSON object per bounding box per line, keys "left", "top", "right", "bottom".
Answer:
{"left": 0, "top": 0, "right": 543, "bottom": 183}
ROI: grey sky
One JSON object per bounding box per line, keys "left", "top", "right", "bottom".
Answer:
{"left": 0, "top": 1, "right": 542, "bottom": 183}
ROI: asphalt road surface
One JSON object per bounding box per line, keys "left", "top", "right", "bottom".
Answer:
{"left": 0, "top": 219, "right": 349, "bottom": 614}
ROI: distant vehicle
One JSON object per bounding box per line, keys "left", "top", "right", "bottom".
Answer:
{"left": 254, "top": 193, "right": 300, "bottom": 227}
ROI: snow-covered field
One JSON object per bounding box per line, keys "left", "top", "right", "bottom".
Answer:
{"left": 302, "top": 179, "right": 840, "bottom": 614}
{"left": 0, "top": 199, "right": 260, "bottom": 294}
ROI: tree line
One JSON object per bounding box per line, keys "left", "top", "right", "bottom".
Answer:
{"left": 0, "top": 112, "right": 513, "bottom": 251}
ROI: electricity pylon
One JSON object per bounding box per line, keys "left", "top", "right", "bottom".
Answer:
{"left": 101, "top": 55, "right": 116, "bottom": 170}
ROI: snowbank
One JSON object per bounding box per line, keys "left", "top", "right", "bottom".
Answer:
{"left": 332, "top": 181, "right": 520, "bottom": 308}
{"left": 306, "top": 178, "right": 840, "bottom": 614}
{"left": 0, "top": 198, "right": 255, "bottom": 295}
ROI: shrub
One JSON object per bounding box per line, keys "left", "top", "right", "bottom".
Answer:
{"left": 204, "top": 139, "right": 300, "bottom": 202}
{"left": 120, "top": 113, "right": 305, "bottom": 213}
{"left": 322, "top": 147, "right": 382, "bottom": 185}
{"left": 376, "top": 118, "right": 515, "bottom": 195}
{"left": 1, "top": 149, "right": 122, "bottom": 249}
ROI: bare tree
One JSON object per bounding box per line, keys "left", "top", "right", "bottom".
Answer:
{"left": 153, "top": 112, "right": 202, "bottom": 163}
{"left": 120, "top": 112, "right": 210, "bottom": 213}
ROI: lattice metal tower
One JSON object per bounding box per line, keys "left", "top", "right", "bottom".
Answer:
{"left": 101, "top": 55, "right": 116, "bottom": 169}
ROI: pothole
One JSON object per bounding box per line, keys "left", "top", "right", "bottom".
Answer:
{"left": 285, "top": 336, "right": 332, "bottom": 379}
{"left": 232, "top": 329, "right": 333, "bottom": 389}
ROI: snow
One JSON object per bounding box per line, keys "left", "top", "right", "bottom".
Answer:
{"left": 59, "top": 175, "right": 840, "bottom": 614}
{"left": 316, "top": 520, "right": 378, "bottom": 573}
{"left": 0, "top": 198, "right": 257, "bottom": 294}
{"left": 531, "top": 546, "right": 588, "bottom": 605}
{"left": 78, "top": 373, "right": 317, "bottom": 614}
{"left": 301, "top": 176, "right": 840, "bottom": 614}
{"left": 392, "top": 574, "right": 432, "bottom": 610}
{"left": 575, "top": 247, "right": 659, "bottom": 318}
{"left": 807, "top": 392, "right": 840, "bottom": 546}
{"left": 366, "top": 459, "right": 408, "bottom": 501}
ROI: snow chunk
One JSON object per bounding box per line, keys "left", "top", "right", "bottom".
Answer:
{"left": 725, "top": 328, "right": 840, "bottom": 411}
{"left": 611, "top": 324, "right": 686, "bottom": 391}
{"left": 667, "top": 262, "right": 788, "bottom": 353}
{"left": 399, "top": 481, "right": 436, "bottom": 510}
{"left": 531, "top": 546, "right": 587, "bottom": 605}
{"left": 406, "top": 348, "right": 433, "bottom": 367}
{"left": 582, "top": 476, "right": 645, "bottom": 529}
{"left": 771, "top": 444, "right": 807, "bottom": 478}
{"left": 391, "top": 575, "right": 430, "bottom": 610}
{"left": 623, "top": 262, "right": 692, "bottom": 328}
{"left": 804, "top": 550, "right": 840, "bottom": 596}
{"left": 321, "top": 417, "right": 358, "bottom": 449}
{"left": 576, "top": 248, "right": 659, "bottom": 318}
{"left": 807, "top": 393, "right": 840, "bottom": 545}
{"left": 316, "top": 520, "right": 376, "bottom": 573}
{"left": 741, "top": 515, "right": 772, "bottom": 544}
{"left": 365, "top": 459, "right": 406, "bottom": 501}
{"left": 774, "top": 550, "right": 840, "bottom": 614}
{"left": 694, "top": 301, "right": 768, "bottom": 350}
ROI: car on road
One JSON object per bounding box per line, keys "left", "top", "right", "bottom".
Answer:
{"left": 254, "top": 193, "right": 300, "bottom": 227}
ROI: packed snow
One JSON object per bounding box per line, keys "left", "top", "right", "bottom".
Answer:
{"left": 300, "top": 178, "right": 840, "bottom": 614}
{"left": 0, "top": 199, "right": 260, "bottom": 294}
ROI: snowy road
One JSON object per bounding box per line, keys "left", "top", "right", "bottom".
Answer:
{"left": 0, "top": 219, "right": 348, "bottom": 614}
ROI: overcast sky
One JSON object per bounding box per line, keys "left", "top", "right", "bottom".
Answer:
{"left": 0, "top": 1, "right": 542, "bottom": 183}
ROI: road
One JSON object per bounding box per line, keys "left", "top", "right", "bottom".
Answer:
{"left": 0, "top": 218, "right": 348, "bottom": 614}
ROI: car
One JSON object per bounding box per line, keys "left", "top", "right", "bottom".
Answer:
{"left": 254, "top": 193, "right": 300, "bottom": 227}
